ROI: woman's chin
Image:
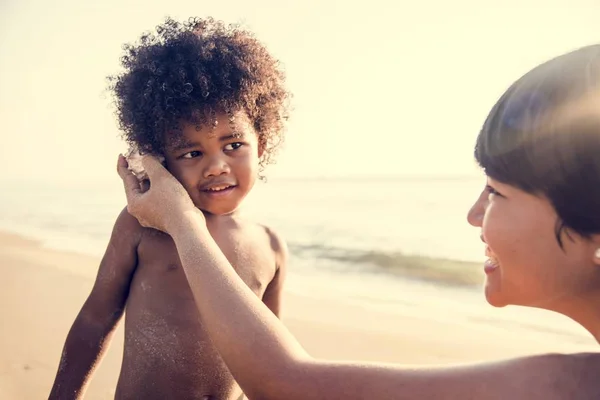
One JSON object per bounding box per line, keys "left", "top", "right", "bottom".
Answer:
{"left": 484, "top": 280, "right": 509, "bottom": 308}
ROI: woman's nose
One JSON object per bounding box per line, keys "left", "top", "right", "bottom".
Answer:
{"left": 467, "top": 188, "right": 488, "bottom": 227}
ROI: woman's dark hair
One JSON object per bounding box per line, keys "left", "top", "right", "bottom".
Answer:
{"left": 475, "top": 45, "right": 600, "bottom": 244}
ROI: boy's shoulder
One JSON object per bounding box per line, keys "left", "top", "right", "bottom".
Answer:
{"left": 227, "top": 216, "right": 288, "bottom": 265}
{"left": 256, "top": 223, "right": 288, "bottom": 273}
{"left": 261, "top": 224, "right": 287, "bottom": 261}
{"left": 111, "top": 206, "right": 174, "bottom": 252}
{"left": 111, "top": 206, "right": 145, "bottom": 244}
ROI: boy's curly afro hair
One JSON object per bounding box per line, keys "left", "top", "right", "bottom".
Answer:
{"left": 108, "top": 17, "right": 290, "bottom": 169}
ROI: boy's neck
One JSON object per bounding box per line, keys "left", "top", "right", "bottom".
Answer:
{"left": 201, "top": 207, "right": 243, "bottom": 221}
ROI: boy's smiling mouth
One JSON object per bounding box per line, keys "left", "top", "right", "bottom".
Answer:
{"left": 199, "top": 181, "right": 238, "bottom": 198}
{"left": 199, "top": 179, "right": 237, "bottom": 191}
{"left": 204, "top": 184, "right": 235, "bottom": 192}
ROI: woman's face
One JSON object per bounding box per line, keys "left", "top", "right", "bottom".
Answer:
{"left": 467, "top": 178, "right": 600, "bottom": 310}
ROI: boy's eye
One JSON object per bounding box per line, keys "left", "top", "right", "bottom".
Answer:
{"left": 181, "top": 150, "right": 202, "bottom": 159}
{"left": 224, "top": 142, "right": 243, "bottom": 151}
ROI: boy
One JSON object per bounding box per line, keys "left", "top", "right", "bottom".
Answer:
{"left": 49, "top": 17, "right": 290, "bottom": 400}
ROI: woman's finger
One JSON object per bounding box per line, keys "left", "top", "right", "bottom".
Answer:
{"left": 117, "top": 154, "right": 142, "bottom": 204}
{"left": 141, "top": 155, "right": 167, "bottom": 180}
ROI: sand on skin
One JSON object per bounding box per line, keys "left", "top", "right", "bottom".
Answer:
{"left": 0, "top": 231, "right": 596, "bottom": 399}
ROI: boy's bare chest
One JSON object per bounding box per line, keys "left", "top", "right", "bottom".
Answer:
{"left": 130, "top": 226, "right": 275, "bottom": 304}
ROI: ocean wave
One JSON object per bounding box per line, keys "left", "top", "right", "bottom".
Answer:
{"left": 289, "top": 243, "right": 483, "bottom": 287}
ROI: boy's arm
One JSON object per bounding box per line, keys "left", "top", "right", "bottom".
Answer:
{"left": 48, "top": 207, "right": 141, "bottom": 400}
{"left": 261, "top": 227, "right": 288, "bottom": 318}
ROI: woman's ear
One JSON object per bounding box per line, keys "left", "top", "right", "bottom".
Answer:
{"left": 592, "top": 234, "right": 600, "bottom": 266}
{"left": 594, "top": 248, "right": 600, "bottom": 265}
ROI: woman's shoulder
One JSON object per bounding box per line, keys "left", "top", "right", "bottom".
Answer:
{"left": 540, "top": 352, "right": 600, "bottom": 399}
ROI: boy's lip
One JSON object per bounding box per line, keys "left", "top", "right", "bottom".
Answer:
{"left": 200, "top": 185, "right": 237, "bottom": 199}
{"left": 199, "top": 180, "right": 237, "bottom": 191}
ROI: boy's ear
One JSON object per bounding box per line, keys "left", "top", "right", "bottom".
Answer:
{"left": 257, "top": 139, "right": 265, "bottom": 159}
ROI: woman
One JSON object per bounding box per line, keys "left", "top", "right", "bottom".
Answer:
{"left": 117, "top": 44, "right": 600, "bottom": 399}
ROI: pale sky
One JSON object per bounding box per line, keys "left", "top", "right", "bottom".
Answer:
{"left": 1, "top": 0, "right": 599, "bottom": 183}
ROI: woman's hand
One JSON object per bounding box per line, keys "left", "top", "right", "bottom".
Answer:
{"left": 116, "top": 154, "right": 201, "bottom": 233}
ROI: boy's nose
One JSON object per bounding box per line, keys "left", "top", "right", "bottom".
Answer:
{"left": 467, "top": 188, "right": 488, "bottom": 227}
{"left": 203, "top": 157, "right": 231, "bottom": 178}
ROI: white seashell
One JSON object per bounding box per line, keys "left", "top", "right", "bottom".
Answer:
{"left": 125, "top": 146, "right": 165, "bottom": 181}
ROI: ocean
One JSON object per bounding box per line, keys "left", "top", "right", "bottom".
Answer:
{"left": 0, "top": 175, "right": 486, "bottom": 276}
{"left": 0, "top": 176, "right": 595, "bottom": 344}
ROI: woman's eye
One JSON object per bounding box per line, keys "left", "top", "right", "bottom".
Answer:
{"left": 181, "top": 150, "right": 202, "bottom": 159}
{"left": 486, "top": 184, "right": 502, "bottom": 197}
{"left": 224, "top": 142, "right": 243, "bottom": 151}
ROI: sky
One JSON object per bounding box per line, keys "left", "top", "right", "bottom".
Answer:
{"left": 1, "top": 0, "right": 599, "bottom": 183}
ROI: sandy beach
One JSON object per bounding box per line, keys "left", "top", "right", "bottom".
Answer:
{"left": 1, "top": 230, "right": 597, "bottom": 400}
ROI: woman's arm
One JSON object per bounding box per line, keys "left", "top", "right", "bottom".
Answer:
{"left": 117, "top": 155, "right": 575, "bottom": 400}
{"left": 170, "top": 213, "right": 570, "bottom": 400}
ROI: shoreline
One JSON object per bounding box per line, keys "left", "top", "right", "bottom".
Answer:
{"left": 0, "top": 217, "right": 487, "bottom": 288}
{"left": 1, "top": 229, "right": 597, "bottom": 399}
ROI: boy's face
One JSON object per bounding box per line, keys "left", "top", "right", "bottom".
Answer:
{"left": 163, "top": 111, "right": 262, "bottom": 215}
